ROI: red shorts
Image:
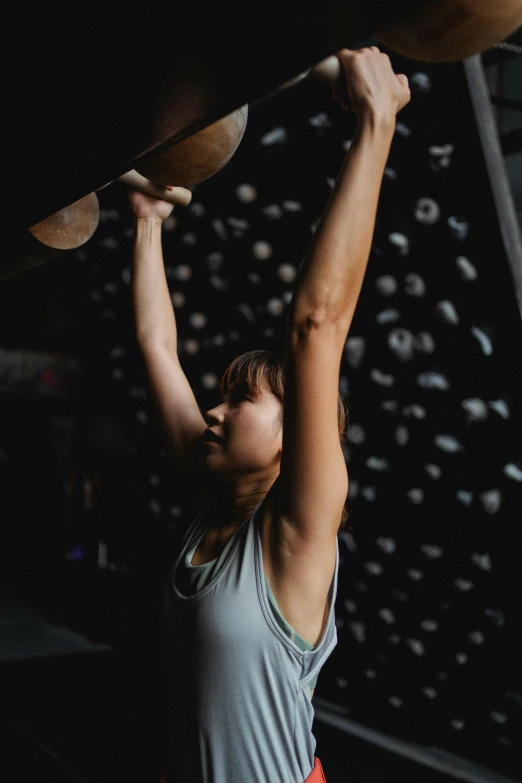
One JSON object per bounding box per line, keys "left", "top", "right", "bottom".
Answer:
{"left": 160, "top": 756, "right": 326, "bottom": 783}
{"left": 305, "top": 756, "right": 327, "bottom": 782}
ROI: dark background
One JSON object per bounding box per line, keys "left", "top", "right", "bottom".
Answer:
{"left": 0, "top": 49, "right": 521, "bottom": 781}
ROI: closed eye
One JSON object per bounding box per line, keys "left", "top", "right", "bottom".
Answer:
{"left": 224, "top": 388, "right": 252, "bottom": 403}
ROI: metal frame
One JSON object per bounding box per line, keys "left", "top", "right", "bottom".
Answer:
{"left": 464, "top": 55, "right": 522, "bottom": 319}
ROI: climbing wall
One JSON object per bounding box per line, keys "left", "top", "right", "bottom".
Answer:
{"left": 0, "top": 51, "right": 521, "bottom": 776}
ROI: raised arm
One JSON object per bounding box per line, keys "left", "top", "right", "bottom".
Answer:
{"left": 277, "top": 48, "right": 410, "bottom": 540}
{"left": 129, "top": 187, "right": 208, "bottom": 482}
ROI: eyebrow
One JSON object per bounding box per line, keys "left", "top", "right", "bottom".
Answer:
{"left": 234, "top": 381, "right": 256, "bottom": 395}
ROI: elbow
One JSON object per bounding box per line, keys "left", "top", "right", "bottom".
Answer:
{"left": 137, "top": 330, "right": 177, "bottom": 357}
{"left": 287, "top": 310, "right": 350, "bottom": 356}
{"left": 288, "top": 303, "right": 350, "bottom": 336}
{"left": 289, "top": 298, "right": 334, "bottom": 330}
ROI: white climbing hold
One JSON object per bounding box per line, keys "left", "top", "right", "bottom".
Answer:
{"left": 407, "top": 489, "right": 424, "bottom": 504}
{"left": 349, "top": 621, "right": 367, "bottom": 643}
{"left": 189, "top": 202, "right": 205, "bottom": 217}
{"left": 414, "top": 332, "right": 436, "bottom": 354}
{"left": 174, "top": 264, "right": 192, "bottom": 281}
{"left": 488, "top": 399, "right": 510, "bottom": 419}
{"left": 436, "top": 300, "right": 459, "bottom": 325}
{"left": 376, "top": 537, "right": 397, "bottom": 554}
{"left": 267, "top": 298, "right": 284, "bottom": 316}
{"left": 456, "top": 255, "right": 477, "bottom": 281}
{"left": 395, "top": 122, "right": 411, "bottom": 138}
{"left": 376, "top": 308, "right": 401, "bottom": 324}
{"left": 375, "top": 275, "right": 397, "bottom": 296}
{"left": 461, "top": 398, "right": 488, "bottom": 421}
{"left": 344, "top": 336, "right": 366, "bottom": 369}
{"left": 402, "top": 404, "right": 426, "bottom": 419}
{"left": 406, "top": 638, "right": 425, "bottom": 655}
{"left": 418, "top": 372, "right": 450, "bottom": 390}
{"left": 261, "top": 127, "right": 287, "bottom": 145}
{"left": 361, "top": 486, "right": 376, "bottom": 502}
{"left": 348, "top": 423, "right": 366, "bottom": 444}
{"left": 388, "top": 328, "right": 415, "bottom": 361}
{"left": 388, "top": 232, "right": 410, "bottom": 255}
{"left": 379, "top": 608, "right": 396, "bottom": 624}
{"left": 450, "top": 719, "right": 465, "bottom": 730}
{"left": 410, "top": 72, "right": 431, "bottom": 92}
{"left": 448, "top": 215, "right": 469, "bottom": 241}
{"left": 435, "top": 434, "right": 464, "bottom": 452}
{"left": 480, "top": 489, "right": 502, "bottom": 514}
{"left": 189, "top": 312, "right": 207, "bottom": 329}
{"left": 283, "top": 200, "right": 302, "bottom": 212}
{"left": 184, "top": 339, "right": 200, "bottom": 355}
{"left": 454, "top": 578, "right": 474, "bottom": 592}
{"left": 425, "top": 464, "right": 441, "bottom": 479}
{"left": 309, "top": 112, "right": 332, "bottom": 128}
{"left": 252, "top": 241, "right": 272, "bottom": 260}
{"left": 366, "top": 456, "right": 390, "bottom": 471}
{"left": 262, "top": 204, "right": 283, "bottom": 220}
{"left": 471, "top": 552, "right": 492, "bottom": 571}
{"left": 504, "top": 463, "right": 522, "bottom": 482}
{"left": 201, "top": 373, "right": 218, "bottom": 389}
{"left": 420, "top": 619, "right": 438, "bottom": 632}
{"left": 395, "top": 426, "right": 410, "bottom": 446}
{"left": 428, "top": 143, "right": 454, "bottom": 171}
{"left": 277, "top": 263, "right": 297, "bottom": 283}
{"left": 404, "top": 273, "right": 426, "bottom": 297}
{"left": 471, "top": 327, "right": 493, "bottom": 356}
{"left": 456, "top": 490, "right": 473, "bottom": 506}
{"left": 420, "top": 544, "right": 443, "bottom": 558}
{"left": 414, "top": 197, "right": 440, "bottom": 225}
{"left": 371, "top": 368, "right": 395, "bottom": 387}
{"left": 365, "top": 561, "right": 383, "bottom": 575}
{"left": 211, "top": 219, "right": 228, "bottom": 241}
{"left": 236, "top": 183, "right": 258, "bottom": 203}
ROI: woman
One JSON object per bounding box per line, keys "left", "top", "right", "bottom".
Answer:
{"left": 129, "top": 47, "right": 410, "bottom": 783}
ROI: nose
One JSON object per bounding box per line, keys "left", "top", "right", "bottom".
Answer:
{"left": 204, "top": 405, "right": 225, "bottom": 426}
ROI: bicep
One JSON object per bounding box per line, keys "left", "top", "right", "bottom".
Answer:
{"left": 141, "top": 344, "right": 207, "bottom": 477}
{"left": 278, "top": 318, "right": 349, "bottom": 537}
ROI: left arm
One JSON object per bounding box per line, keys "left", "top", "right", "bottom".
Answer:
{"left": 277, "top": 48, "right": 410, "bottom": 539}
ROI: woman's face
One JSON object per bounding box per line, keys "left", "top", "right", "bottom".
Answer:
{"left": 202, "top": 380, "right": 283, "bottom": 480}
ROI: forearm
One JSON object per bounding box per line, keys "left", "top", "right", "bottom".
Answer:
{"left": 132, "top": 217, "right": 178, "bottom": 353}
{"left": 291, "top": 110, "right": 395, "bottom": 326}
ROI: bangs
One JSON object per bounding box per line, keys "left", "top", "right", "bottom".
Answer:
{"left": 220, "top": 350, "right": 283, "bottom": 399}
{"left": 219, "top": 348, "right": 349, "bottom": 447}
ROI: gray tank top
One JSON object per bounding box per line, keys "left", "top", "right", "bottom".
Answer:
{"left": 161, "top": 499, "right": 339, "bottom": 782}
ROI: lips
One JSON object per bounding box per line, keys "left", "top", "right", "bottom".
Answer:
{"left": 203, "top": 430, "right": 223, "bottom": 444}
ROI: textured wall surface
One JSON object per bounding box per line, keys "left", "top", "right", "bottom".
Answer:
{"left": 0, "top": 52, "right": 521, "bottom": 776}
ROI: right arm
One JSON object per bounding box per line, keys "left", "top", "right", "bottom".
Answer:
{"left": 130, "top": 189, "right": 208, "bottom": 481}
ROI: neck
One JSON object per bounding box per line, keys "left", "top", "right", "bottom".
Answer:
{"left": 214, "top": 474, "right": 279, "bottom": 528}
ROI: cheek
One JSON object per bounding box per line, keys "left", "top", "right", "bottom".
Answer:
{"left": 230, "top": 411, "right": 264, "bottom": 447}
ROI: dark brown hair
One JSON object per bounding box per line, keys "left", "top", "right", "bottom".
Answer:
{"left": 220, "top": 349, "right": 350, "bottom": 530}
